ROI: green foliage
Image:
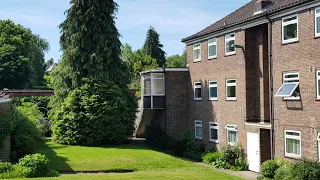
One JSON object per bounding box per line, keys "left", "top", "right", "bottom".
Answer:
{"left": 142, "top": 27, "right": 166, "bottom": 67}
{"left": 0, "top": 165, "right": 25, "bottom": 179}
{"left": 11, "top": 106, "right": 41, "bottom": 162}
{"left": 202, "top": 151, "right": 222, "bottom": 164}
{"left": 58, "top": 0, "right": 130, "bottom": 92}
{"left": 0, "top": 112, "right": 12, "bottom": 149}
{"left": 179, "top": 131, "right": 205, "bottom": 161}
{"left": 274, "top": 158, "right": 291, "bottom": 168}
{"left": 166, "top": 50, "right": 187, "bottom": 67}
{"left": 0, "top": 20, "right": 49, "bottom": 89}
{"left": 18, "top": 153, "right": 51, "bottom": 178}
{"left": 0, "top": 162, "right": 13, "bottom": 173}
{"left": 51, "top": 78, "right": 137, "bottom": 145}
{"left": 290, "top": 159, "right": 320, "bottom": 180}
{"left": 261, "top": 160, "right": 280, "bottom": 178}
{"left": 274, "top": 166, "right": 292, "bottom": 180}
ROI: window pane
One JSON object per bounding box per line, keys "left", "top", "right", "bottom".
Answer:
{"left": 196, "top": 126, "right": 203, "bottom": 137}
{"left": 226, "top": 34, "right": 235, "bottom": 39}
{"left": 227, "top": 86, "right": 236, "bottom": 97}
{"left": 316, "top": 9, "right": 320, "bottom": 14}
{"left": 211, "top": 128, "right": 218, "bottom": 140}
{"left": 277, "top": 83, "right": 298, "bottom": 96}
{"left": 227, "top": 80, "right": 236, "bottom": 83}
{"left": 144, "top": 79, "right": 151, "bottom": 95}
{"left": 286, "top": 131, "right": 300, "bottom": 136}
{"left": 286, "top": 138, "right": 300, "bottom": 155}
{"left": 226, "top": 40, "right": 235, "bottom": 53}
{"left": 228, "top": 131, "right": 237, "bottom": 143}
{"left": 153, "top": 79, "right": 164, "bottom": 95}
{"left": 208, "top": 39, "right": 216, "bottom": 44}
{"left": 210, "top": 81, "right": 217, "bottom": 85}
{"left": 317, "top": 17, "right": 320, "bottom": 34}
{"left": 284, "top": 23, "right": 297, "bottom": 40}
{"left": 285, "top": 74, "right": 299, "bottom": 79}
{"left": 318, "top": 80, "right": 320, "bottom": 96}
{"left": 194, "top": 49, "right": 200, "bottom": 59}
{"left": 209, "top": 45, "right": 217, "bottom": 57}
{"left": 210, "top": 87, "right": 218, "bottom": 98}
{"left": 195, "top": 88, "right": 202, "bottom": 98}
{"left": 153, "top": 74, "right": 164, "bottom": 78}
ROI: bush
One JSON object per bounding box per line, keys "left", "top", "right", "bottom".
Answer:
{"left": 290, "top": 159, "right": 320, "bottom": 180}
{"left": 51, "top": 78, "right": 138, "bottom": 145}
{"left": 18, "top": 153, "right": 50, "bottom": 178}
{"left": 275, "top": 158, "right": 291, "bottom": 168}
{"left": 261, "top": 160, "right": 280, "bottom": 178}
{"left": 274, "top": 166, "right": 292, "bottom": 180}
{"left": 0, "top": 165, "right": 25, "bottom": 179}
{"left": 11, "top": 107, "right": 41, "bottom": 162}
{"left": 202, "top": 151, "right": 221, "bottom": 164}
{"left": 0, "top": 162, "right": 13, "bottom": 173}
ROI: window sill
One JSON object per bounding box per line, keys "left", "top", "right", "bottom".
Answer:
{"left": 285, "top": 154, "right": 302, "bottom": 160}
{"left": 209, "top": 140, "right": 219, "bottom": 144}
{"left": 226, "top": 98, "right": 237, "bottom": 101}
{"left": 316, "top": 99, "right": 320, "bottom": 101}
{"left": 195, "top": 137, "right": 203, "bottom": 140}
{"left": 225, "top": 52, "right": 236, "bottom": 57}
{"left": 209, "top": 98, "right": 218, "bottom": 101}
{"left": 314, "top": 36, "right": 320, "bottom": 39}
{"left": 282, "top": 97, "right": 301, "bottom": 101}
{"left": 208, "top": 56, "right": 217, "bottom": 60}
{"left": 194, "top": 99, "right": 202, "bottom": 101}
{"left": 193, "top": 59, "right": 201, "bottom": 63}
{"left": 282, "top": 40, "right": 299, "bottom": 45}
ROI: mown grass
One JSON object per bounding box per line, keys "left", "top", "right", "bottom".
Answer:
{"left": 16, "top": 141, "right": 243, "bottom": 180}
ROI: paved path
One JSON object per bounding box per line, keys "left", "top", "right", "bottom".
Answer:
{"left": 195, "top": 162, "right": 259, "bottom": 180}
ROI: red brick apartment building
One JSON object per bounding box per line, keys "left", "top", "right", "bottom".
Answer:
{"left": 137, "top": 0, "right": 320, "bottom": 172}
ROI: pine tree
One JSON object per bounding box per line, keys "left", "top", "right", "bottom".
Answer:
{"left": 142, "top": 27, "right": 166, "bottom": 67}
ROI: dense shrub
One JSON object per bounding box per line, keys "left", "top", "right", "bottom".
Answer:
{"left": 290, "top": 159, "right": 320, "bottom": 180}
{"left": 145, "top": 125, "right": 167, "bottom": 150}
{"left": 0, "top": 112, "right": 12, "bottom": 149}
{"left": 202, "top": 151, "right": 221, "bottom": 164}
{"left": 0, "top": 154, "right": 59, "bottom": 179}
{"left": 51, "top": 78, "right": 138, "bottom": 145}
{"left": 274, "top": 166, "right": 292, "bottom": 180}
{"left": 261, "top": 160, "right": 280, "bottom": 178}
{"left": 0, "top": 162, "right": 13, "bottom": 173}
{"left": 11, "top": 107, "right": 41, "bottom": 162}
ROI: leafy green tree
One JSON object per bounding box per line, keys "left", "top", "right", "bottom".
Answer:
{"left": 0, "top": 20, "right": 49, "bottom": 89}
{"left": 142, "top": 27, "right": 166, "bottom": 67}
{"left": 50, "top": 0, "right": 137, "bottom": 145}
{"left": 166, "top": 49, "right": 187, "bottom": 67}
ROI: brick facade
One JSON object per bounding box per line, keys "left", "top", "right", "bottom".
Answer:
{"left": 0, "top": 99, "right": 12, "bottom": 162}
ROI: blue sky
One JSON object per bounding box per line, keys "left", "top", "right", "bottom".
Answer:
{"left": 0, "top": 0, "right": 250, "bottom": 61}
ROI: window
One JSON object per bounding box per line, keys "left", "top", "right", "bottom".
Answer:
{"left": 209, "top": 122, "right": 218, "bottom": 143}
{"left": 152, "top": 73, "right": 164, "bottom": 95}
{"left": 317, "top": 70, "right": 320, "bottom": 99}
{"left": 275, "top": 72, "right": 300, "bottom": 100}
{"left": 226, "top": 79, "right": 236, "bottom": 100}
{"left": 194, "top": 82, "right": 202, "bottom": 100}
{"left": 285, "top": 130, "right": 301, "bottom": 158}
{"left": 225, "top": 125, "right": 237, "bottom": 146}
{"left": 209, "top": 81, "right": 218, "bottom": 100}
{"left": 143, "top": 74, "right": 151, "bottom": 95}
{"left": 282, "top": 15, "right": 298, "bottom": 43}
{"left": 317, "top": 133, "right": 320, "bottom": 162}
{"left": 193, "top": 43, "right": 201, "bottom": 62}
{"left": 195, "top": 121, "right": 203, "bottom": 140}
{"left": 225, "top": 33, "right": 235, "bottom": 55}
{"left": 208, "top": 38, "right": 217, "bottom": 59}
{"left": 315, "top": 8, "right": 320, "bottom": 37}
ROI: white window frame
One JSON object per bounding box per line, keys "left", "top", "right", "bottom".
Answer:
{"left": 195, "top": 120, "right": 203, "bottom": 140}
{"left": 226, "top": 79, "right": 237, "bottom": 101}
{"left": 283, "top": 72, "right": 300, "bottom": 100}
{"left": 209, "top": 122, "right": 219, "bottom": 143}
{"left": 284, "top": 130, "right": 301, "bottom": 158}
{"left": 317, "top": 133, "right": 320, "bottom": 162}
{"left": 151, "top": 73, "right": 165, "bottom": 96}
{"left": 315, "top": 7, "right": 320, "bottom": 37}
{"left": 209, "top": 81, "right": 218, "bottom": 101}
{"left": 208, "top": 38, "right": 217, "bottom": 59}
{"left": 225, "top": 124, "right": 237, "bottom": 146}
{"left": 194, "top": 82, "right": 202, "bottom": 101}
{"left": 143, "top": 75, "right": 151, "bottom": 96}
{"left": 282, "top": 14, "right": 299, "bottom": 44}
{"left": 225, "top": 33, "right": 236, "bottom": 56}
{"left": 317, "top": 70, "right": 320, "bottom": 99}
{"left": 193, "top": 43, "right": 201, "bottom": 62}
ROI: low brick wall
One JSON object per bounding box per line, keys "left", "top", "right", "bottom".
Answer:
{"left": 0, "top": 99, "right": 12, "bottom": 162}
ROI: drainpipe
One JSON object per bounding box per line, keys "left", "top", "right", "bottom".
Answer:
{"left": 267, "top": 15, "right": 275, "bottom": 160}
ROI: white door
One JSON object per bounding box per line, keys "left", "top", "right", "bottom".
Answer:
{"left": 247, "top": 132, "right": 261, "bottom": 172}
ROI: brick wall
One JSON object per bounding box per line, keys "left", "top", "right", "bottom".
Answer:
{"left": 272, "top": 8, "right": 320, "bottom": 161}
{"left": 0, "top": 99, "right": 12, "bottom": 162}
{"left": 187, "top": 30, "right": 248, "bottom": 150}
{"left": 165, "top": 71, "right": 190, "bottom": 139}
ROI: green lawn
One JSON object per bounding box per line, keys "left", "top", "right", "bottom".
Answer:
{"left": 17, "top": 141, "right": 242, "bottom": 180}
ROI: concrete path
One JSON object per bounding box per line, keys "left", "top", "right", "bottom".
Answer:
{"left": 195, "top": 162, "right": 259, "bottom": 180}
